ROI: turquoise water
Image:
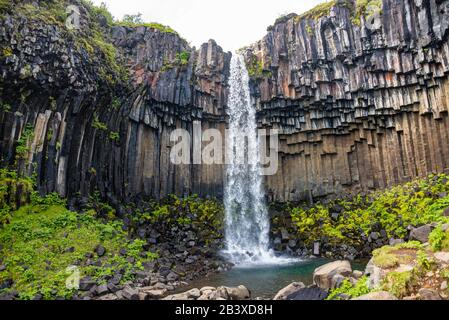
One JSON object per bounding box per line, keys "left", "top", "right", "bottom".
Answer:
{"left": 185, "top": 259, "right": 367, "bottom": 299}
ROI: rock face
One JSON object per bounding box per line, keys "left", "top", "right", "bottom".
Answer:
{"left": 246, "top": 0, "right": 449, "bottom": 202}
{"left": 3, "top": 0, "right": 449, "bottom": 204}
{"left": 0, "top": 1, "right": 230, "bottom": 202}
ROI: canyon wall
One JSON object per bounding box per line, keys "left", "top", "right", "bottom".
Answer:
{"left": 245, "top": 0, "right": 449, "bottom": 202}
{"left": 3, "top": 0, "right": 449, "bottom": 204}
{"left": 0, "top": 1, "right": 229, "bottom": 204}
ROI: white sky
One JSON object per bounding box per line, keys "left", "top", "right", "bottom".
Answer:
{"left": 91, "top": 0, "right": 328, "bottom": 52}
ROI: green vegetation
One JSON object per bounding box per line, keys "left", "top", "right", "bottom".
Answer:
{"left": 92, "top": 115, "right": 108, "bottom": 131}
{"left": 0, "top": 202, "right": 157, "bottom": 299}
{"left": 327, "top": 276, "right": 371, "bottom": 300}
{"left": 109, "top": 131, "right": 120, "bottom": 143}
{"left": 381, "top": 271, "right": 414, "bottom": 298}
{"left": 0, "top": 0, "right": 12, "bottom": 12}
{"left": 0, "top": 102, "right": 11, "bottom": 112}
{"left": 15, "top": 125, "right": 34, "bottom": 161}
{"left": 246, "top": 53, "right": 272, "bottom": 79}
{"left": 350, "top": 0, "right": 383, "bottom": 26}
{"left": 116, "top": 13, "right": 178, "bottom": 35}
{"left": 371, "top": 242, "right": 421, "bottom": 269}
{"left": 2, "top": 46, "right": 12, "bottom": 58}
{"left": 130, "top": 194, "right": 224, "bottom": 244}
{"left": 176, "top": 51, "right": 190, "bottom": 66}
{"left": 297, "top": 0, "right": 336, "bottom": 21}
{"left": 429, "top": 226, "right": 449, "bottom": 252}
{"left": 284, "top": 174, "right": 449, "bottom": 248}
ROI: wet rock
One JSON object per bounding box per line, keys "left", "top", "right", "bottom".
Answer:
{"left": 286, "top": 286, "right": 328, "bottom": 300}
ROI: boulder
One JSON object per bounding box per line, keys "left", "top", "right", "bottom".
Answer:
{"left": 286, "top": 286, "right": 328, "bottom": 300}
{"left": 225, "top": 285, "right": 250, "bottom": 300}
{"left": 352, "top": 291, "right": 398, "bottom": 300}
{"left": 97, "top": 293, "right": 119, "bottom": 300}
{"left": 313, "top": 261, "right": 352, "bottom": 289}
{"left": 121, "top": 286, "right": 139, "bottom": 300}
{"left": 434, "top": 252, "right": 449, "bottom": 264}
{"left": 418, "top": 288, "right": 442, "bottom": 300}
{"left": 141, "top": 289, "right": 167, "bottom": 300}
{"left": 162, "top": 288, "right": 201, "bottom": 300}
{"left": 273, "top": 282, "right": 306, "bottom": 300}
{"left": 409, "top": 225, "right": 432, "bottom": 243}
{"left": 364, "top": 258, "right": 388, "bottom": 289}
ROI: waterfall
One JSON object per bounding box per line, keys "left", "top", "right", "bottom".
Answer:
{"left": 223, "top": 54, "right": 289, "bottom": 266}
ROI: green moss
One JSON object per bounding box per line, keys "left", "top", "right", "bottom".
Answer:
{"left": 381, "top": 271, "right": 414, "bottom": 298}
{"left": 287, "top": 174, "right": 449, "bottom": 249}
{"left": 0, "top": 203, "right": 157, "bottom": 299}
{"left": 371, "top": 242, "right": 420, "bottom": 269}
{"left": 0, "top": 102, "right": 11, "bottom": 112}
{"left": 176, "top": 51, "right": 190, "bottom": 66}
{"left": 429, "top": 226, "right": 449, "bottom": 252}
{"left": 0, "top": 0, "right": 12, "bottom": 12}
{"left": 246, "top": 53, "right": 272, "bottom": 79}
{"left": 108, "top": 131, "right": 120, "bottom": 143}
{"left": 115, "top": 14, "right": 179, "bottom": 35}
{"left": 92, "top": 116, "right": 108, "bottom": 131}
{"left": 327, "top": 276, "right": 371, "bottom": 300}
{"left": 297, "top": 0, "right": 336, "bottom": 21}
{"left": 351, "top": 0, "right": 382, "bottom": 26}
{"left": 0, "top": 169, "right": 33, "bottom": 225}
{"left": 15, "top": 125, "right": 34, "bottom": 161}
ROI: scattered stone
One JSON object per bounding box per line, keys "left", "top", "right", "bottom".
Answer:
{"left": 441, "top": 281, "right": 448, "bottom": 291}
{"left": 141, "top": 289, "right": 167, "bottom": 300}
{"left": 313, "top": 261, "right": 352, "bottom": 290}
{"left": 273, "top": 282, "right": 305, "bottom": 300}
{"left": 98, "top": 294, "right": 118, "bottom": 300}
{"left": 352, "top": 291, "right": 398, "bottom": 300}
{"left": 409, "top": 225, "right": 432, "bottom": 243}
{"left": 0, "top": 265, "right": 6, "bottom": 272}
{"left": 286, "top": 286, "right": 328, "bottom": 300}
{"left": 121, "top": 286, "right": 139, "bottom": 300}
{"left": 163, "top": 288, "right": 201, "bottom": 300}
{"left": 434, "top": 252, "right": 449, "bottom": 264}
{"left": 95, "top": 245, "right": 106, "bottom": 257}
{"left": 79, "top": 276, "right": 96, "bottom": 291}
{"left": 418, "top": 288, "right": 442, "bottom": 300}
{"left": 96, "top": 284, "right": 109, "bottom": 295}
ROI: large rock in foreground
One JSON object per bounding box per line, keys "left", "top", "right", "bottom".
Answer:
{"left": 273, "top": 282, "right": 306, "bottom": 300}
{"left": 313, "top": 261, "right": 352, "bottom": 290}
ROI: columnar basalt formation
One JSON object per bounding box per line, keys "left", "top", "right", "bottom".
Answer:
{"left": 0, "top": 1, "right": 230, "bottom": 203}
{"left": 245, "top": 0, "right": 449, "bottom": 202}
{"left": 3, "top": 0, "right": 449, "bottom": 204}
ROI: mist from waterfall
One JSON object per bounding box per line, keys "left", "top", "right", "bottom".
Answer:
{"left": 223, "top": 54, "right": 293, "bottom": 266}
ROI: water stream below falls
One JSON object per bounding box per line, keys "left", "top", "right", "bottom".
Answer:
{"left": 179, "top": 259, "right": 367, "bottom": 299}
{"left": 222, "top": 54, "right": 292, "bottom": 266}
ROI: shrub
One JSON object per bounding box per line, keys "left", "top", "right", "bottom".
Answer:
{"left": 429, "top": 226, "right": 449, "bottom": 252}
{"left": 327, "top": 276, "right": 371, "bottom": 300}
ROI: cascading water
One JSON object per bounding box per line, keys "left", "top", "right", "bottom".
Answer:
{"left": 223, "top": 55, "right": 293, "bottom": 266}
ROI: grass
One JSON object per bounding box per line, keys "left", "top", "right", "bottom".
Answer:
{"left": 327, "top": 276, "right": 371, "bottom": 300}
{"left": 0, "top": 201, "right": 157, "bottom": 300}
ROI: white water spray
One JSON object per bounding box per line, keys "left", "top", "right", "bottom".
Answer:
{"left": 223, "top": 55, "right": 294, "bottom": 266}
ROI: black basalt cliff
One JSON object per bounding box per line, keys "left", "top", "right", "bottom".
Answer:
{"left": 2, "top": 0, "right": 449, "bottom": 204}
